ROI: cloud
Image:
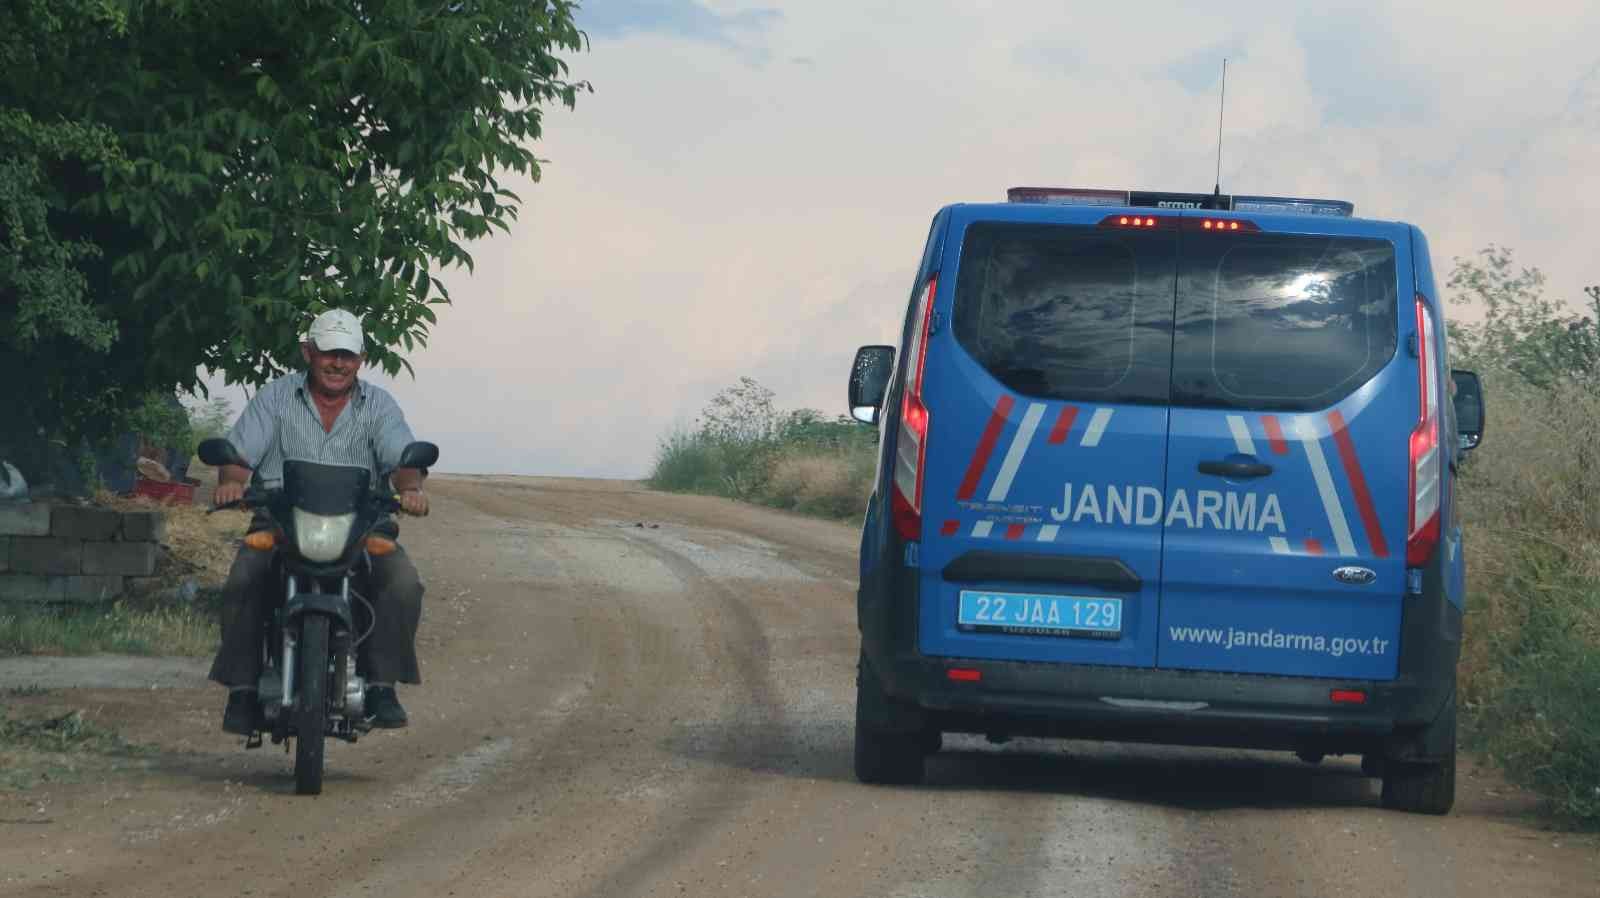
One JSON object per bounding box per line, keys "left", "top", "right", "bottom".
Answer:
{"left": 211, "top": 1, "right": 1600, "bottom": 480}
{"left": 579, "top": 0, "right": 780, "bottom": 50}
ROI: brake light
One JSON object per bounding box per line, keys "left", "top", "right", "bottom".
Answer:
{"left": 947, "top": 668, "right": 982, "bottom": 682}
{"left": 1407, "top": 295, "right": 1443, "bottom": 566}
{"left": 1330, "top": 689, "right": 1367, "bottom": 705}
{"left": 892, "top": 276, "right": 938, "bottom": 540}
{"left": 1100, "top": 214, "right": 1168, "bottom": 229}
{"left": 1195, "top": 218, "right": 1260, "bottom": 232}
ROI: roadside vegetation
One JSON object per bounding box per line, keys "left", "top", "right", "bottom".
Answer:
{"left": 649, "top": 377, "right": 878, "bottom": 521}
{"left": 1447, "top": 248, "right": 1600, "bottom": 826}
{"left": 651, "top": 248, "right": 1600, "bottom": 826}
{"left": 0, "top": 699, "right": 152, "bottom": 789}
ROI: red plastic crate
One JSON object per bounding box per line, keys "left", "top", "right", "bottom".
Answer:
{"left": 132, "top": 478, "right": 197, "bottom": 505}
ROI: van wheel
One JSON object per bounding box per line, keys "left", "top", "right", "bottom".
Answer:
{"left": 854, "top": 655, "right": 925, "bottom": 785}
{"left": 1381, "top": 694, "right": 1456, "bottom": 815}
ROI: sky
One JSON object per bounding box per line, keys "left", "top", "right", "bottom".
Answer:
{"left": 210, "top": 0, "right": 1600, "bottom": 479}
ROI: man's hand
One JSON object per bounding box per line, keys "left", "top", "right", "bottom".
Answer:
{"left": 213, "top": 481, "right": 247, "bottom": 508}
{"left": 399, "top": 488, "right": 429, "bottom": 517}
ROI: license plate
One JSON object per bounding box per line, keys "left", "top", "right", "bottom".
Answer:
{"left": 957, "top": 590, "right": 1122, "bottom": 639}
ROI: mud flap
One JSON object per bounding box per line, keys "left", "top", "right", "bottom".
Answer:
{"left": 1387, "top": 685, "right": 1456, "bottom": 763}
{"left": 856, "top": 654, "right": 928, "bottom": 735}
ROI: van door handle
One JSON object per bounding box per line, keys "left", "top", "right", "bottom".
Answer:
{"left": 1198, "top": 460, "right": 1273, "bottom": 479}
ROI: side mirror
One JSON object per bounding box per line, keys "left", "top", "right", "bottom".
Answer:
{"left": 397, "top": 441, "right": 439, "bottom": 471}
{"left": 197, "top": 438, "right": 249, "bottom": 469}
{"left": 848, "top": 345, "right": 896, "bottom": 425}
{"left": 1451, "top": 369, "right": 1484, "bottom": 451}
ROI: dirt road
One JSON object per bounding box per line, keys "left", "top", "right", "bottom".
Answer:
{"left": 2, "top": 477, "right": 1595, "bottom": 897}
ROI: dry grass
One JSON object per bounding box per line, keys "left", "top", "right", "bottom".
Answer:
{"left": 1454, "top": 369, "right": 1600, "bottom": 824}
{"left": 764, "top": 450, "right": 875, "bottom": 520}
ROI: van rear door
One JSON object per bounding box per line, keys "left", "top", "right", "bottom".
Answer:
{"left": 916, "top": 209, "right": 1175, "bottom": 668}
{"left": 1157, "top": 217, "right": 1413, "bottom": 680}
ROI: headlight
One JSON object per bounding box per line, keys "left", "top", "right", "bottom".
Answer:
{"left": 292, "top": 510, "right": 357, "bottom": 563}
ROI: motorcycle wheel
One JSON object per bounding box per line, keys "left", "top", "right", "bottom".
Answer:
{"left": 294, "top": 615, "right": 330, "bottom": 796}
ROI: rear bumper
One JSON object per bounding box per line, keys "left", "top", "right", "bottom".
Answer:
{"left": 871, "top": 650, "right": 1448, "bottom": 754}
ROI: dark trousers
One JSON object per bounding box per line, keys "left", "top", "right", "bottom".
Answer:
{"left": 208, "top": 541, "right": 425, "bottom": 688}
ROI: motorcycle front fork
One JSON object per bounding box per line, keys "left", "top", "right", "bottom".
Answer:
{"left": 260, "top": 576, "right": 367, "bottom": 744}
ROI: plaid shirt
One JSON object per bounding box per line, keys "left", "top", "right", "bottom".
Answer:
{"left": 226, "top": 372, "right": 415, "bottom": 490}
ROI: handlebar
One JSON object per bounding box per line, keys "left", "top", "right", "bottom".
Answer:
{"left": 209, "top": 490, "right": 423, "bottom": 516}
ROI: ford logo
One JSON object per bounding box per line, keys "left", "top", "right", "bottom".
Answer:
{"left": 1333, "top": 566, "right": 1377, "bottom": 586}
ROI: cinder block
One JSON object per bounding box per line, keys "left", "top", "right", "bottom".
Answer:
{"left": 61, "top": 575, "right": 124, "bottom": 604}
{"left": 82, "top": 541, "right": 158, "bottom": 576}
{"left": 0, "top": 504, "right": 52, "bottom": 537}
{"left": 10, "top": 537, "right": 83, "bottom": 575}
{"left": 51, "top": 506, "right": 122, "bottom": 541}
{"left": 0, "top": 537, "right": 9, "bottom": 573}
{"left": 0, "top": 574, "right": 67, "bottom": 602}
{"left": 120, "top": 510, "right": 166, "bottom": 543}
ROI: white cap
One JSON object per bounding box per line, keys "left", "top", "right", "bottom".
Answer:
{"left": 306, "top": 309, "right": 365, "bottom": 354}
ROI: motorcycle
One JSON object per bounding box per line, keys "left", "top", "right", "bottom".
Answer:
{"left": 198, "top": 437, "right": 438, "bottom": 795}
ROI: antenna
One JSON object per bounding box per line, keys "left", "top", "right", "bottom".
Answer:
{"left": 1213, "top": 58, "right": 1228, "bottom": 198}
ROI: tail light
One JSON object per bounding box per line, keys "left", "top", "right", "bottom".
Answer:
{"left": 1407, "top": 295, "right": 1442, "bottom": 566}
{"left": 892, "top": 276, "right": 938, "bottom": 540}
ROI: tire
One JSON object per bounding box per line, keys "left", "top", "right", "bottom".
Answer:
{"left": 854, "top": 655, "right": 925, "bottom": 785}
{"left": 294, "top": 615, "right": 331, "bottom": 796}
{"left": 1295, "top": 750, "right": 1325, "bottom": 765}
{"left": 1381, "top": 694, "right": 1456, "bottom": 815}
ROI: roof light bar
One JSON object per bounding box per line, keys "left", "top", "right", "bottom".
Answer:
{"left": 1008, "top": 187, "right": 1354, "bottom": 218}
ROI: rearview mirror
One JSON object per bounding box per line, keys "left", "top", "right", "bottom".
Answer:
{"left": 1451, "top": 369, "right": 1484, "bottom": 451}
{"left": 848, "top": 345, "right": 896, "bottom": 425}
{"left": 197, "top": 438, "right": 249, "bottom": 469}
{"left": 397, "top": 441, "right": 439, "bottom": 471}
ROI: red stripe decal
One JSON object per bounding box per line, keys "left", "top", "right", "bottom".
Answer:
{"left": 940, "top": 520, "right": 959, "bottom": 537}
{"left": 956, "top": 395, "right": 1016, "bottom": 500}
{"left": 1261, "top": 416, "right": 1289, "bottom": 455}
{"left": 1304, "top": 538, "right": 1325, "bottom": 555}
{"left": 1327, "top": 410, "right": 1389, "bottom": 558}
{"left": 1047, "top": 406, "right": 1080, "bottom": 444}
{"left": 1004, "top": 523, "right": 1026, "bottom": 540}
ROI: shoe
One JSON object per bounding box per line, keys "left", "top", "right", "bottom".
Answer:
{"left": 223, "top": 690, "right": 259, "bottom": 735}
{"left": 365, "top": 686, "right": 408, "bottom": 729}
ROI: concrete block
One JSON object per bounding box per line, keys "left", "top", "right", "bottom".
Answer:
{"left": 61, "top": 575, "right": 124, "bottom": 604}
{"left": 0, "top": 537, "right": 8, "bottom": 573}
{"left": 82, "top": 541, "right": 158, "bottom": 576}
{"left": 10, "top": 537, "right": 83, "bottom": 575}
{"left": 0, "top": 574, "right": 66, "bottom": 602}
{"left": 51, "top": 506, "right": 122, "bottom": 541}
{"left": 120, "top": 510, "right": 166, "bottom": 543}
{"left": 0, "top": 503, "right": 51, "bottom": 537}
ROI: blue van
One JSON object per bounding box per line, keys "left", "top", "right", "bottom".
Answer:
{"left": 847, "top": 187, "right": 1487, "bottom": 814}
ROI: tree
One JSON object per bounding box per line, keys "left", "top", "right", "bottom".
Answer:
{"left": 1447, "top": 246, "right": 1600, "bottom": 387}
{"left": 0, "top": 0, "right": 588, "bottom": 447}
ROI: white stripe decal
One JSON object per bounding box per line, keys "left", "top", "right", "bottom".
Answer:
{"left": 986, "top": 402, "right": 1047, "bottom": 502}
{"left": 972, "top": 520, "right": 994, "bottom": 538}
{"left": 1269, "top": 536, "right": 1291, "bottom": 555}
{"left": 1296, "top": 417, "right": 1357, "bottom": 557}
{"left": 1038, "top": 524, "right": 1061, "bottom": 542}
{"left": 1226, "top": 415, "right": 1257, "bottom": 455}
{"left": 1080, "top": 408, "right": 1114, "bottom": 447}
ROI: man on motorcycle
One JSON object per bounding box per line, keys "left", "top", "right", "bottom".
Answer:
{"left": 210, "top": 309, "right": 430, "bottom": 734}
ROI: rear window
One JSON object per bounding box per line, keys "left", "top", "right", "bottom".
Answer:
{"left": 1172, "top": 234, "right": 1398, "bottom": 411}
{"left": 951, "top": 222, "right": 1175, "bottom": 405}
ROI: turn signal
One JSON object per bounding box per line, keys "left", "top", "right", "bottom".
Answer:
{"left": 365, "top": 535, "right": 399, "bottom": 556}
{"left": 243, "top": 530, "right": 278, "bottom": 551}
